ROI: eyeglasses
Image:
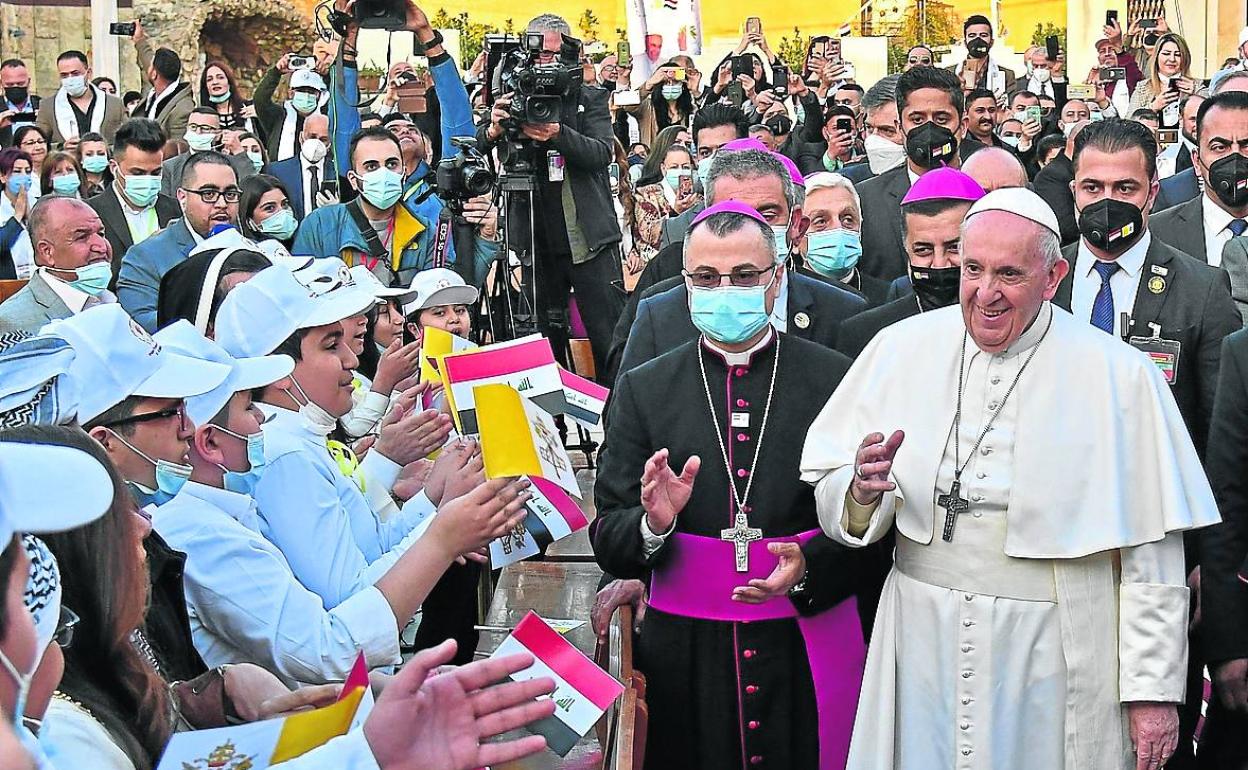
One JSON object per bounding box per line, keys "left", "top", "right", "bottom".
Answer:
{"left": 181, "top": 187, "right": 242, "bottom": 204}
{"left": 19, "top": 138, "right": 45, "bottom": 148}
{"left": 54, "top": 606, "right": 79, "bottom": 649}
{"left": 683, "top": 264, "right": 777, "bottom": 289}
{"left": 96, "top": 403, "right": 187, "bottom": 432}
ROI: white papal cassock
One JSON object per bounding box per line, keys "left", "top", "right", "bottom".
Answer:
{"left": 800, "top": 303, "right": 1220, "bottom": 770}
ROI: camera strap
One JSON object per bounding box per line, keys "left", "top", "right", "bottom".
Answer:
{"left": 431, "top": 207, "right": 453, "bottom": 268}
{"left": 347, "top": 197, "right": 392, "bottom": 271}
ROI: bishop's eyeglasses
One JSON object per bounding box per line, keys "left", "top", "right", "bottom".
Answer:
{"left": 682, "top": 264, "right": 778, "bottom": 289}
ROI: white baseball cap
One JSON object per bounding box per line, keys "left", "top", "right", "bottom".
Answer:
{"left": 401, "top": 268, "right": 480, "bottom": 317}
{"left": 965, "top": 187, "right": 1061, "bottom": 238}
{"left": 154, "top": 321, "right": 294, "bottom": 425}
{"left": 350, "top": 265, "right": 413, "bottom": 302}
{"left": 291, "top": 69, "right": 327, "bottom": 92}
{"left": 0, "top": 438, "right": 115, "bottom": 545}
{"left": 39, "top": 305, "right": 232, "bottom": 424}
{"left": 291, "top": 258, "right": 377, "bottom": 319}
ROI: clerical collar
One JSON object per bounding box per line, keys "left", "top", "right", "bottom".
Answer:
{"left": 995, "top": 301, "right": 1053, "bottom": 360}
{"left": 701, "top": 326, "right": 776, "bottom": 367}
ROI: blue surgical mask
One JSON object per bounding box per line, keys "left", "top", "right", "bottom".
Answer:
{"left": 292, "top": 92, "right": 319, "bottom": 114}
{"left": 805, "top": 228, "right": 862, "bottom": 276}
{"left": 64, "top": 261, "right": 112, "bottom": 296}
{"left": 256, "top": 208, "right": 297, "bottom": 240}
{"left": 214, "top": 425, "right": 267, "bottom": 495}
{"left": 61, "top": 75, "right": 87, "bottom": 98}
{"left": 771, "top": 224, "right": 791, "bottom": 263}
{"left": 186, "top": 131, "right": 216, "bottom": 152}
{"left": 208, "top": 90, "right": 232, "bottom": 104}
{"left": 82, "top": 155, "right": 109, "bottom": 174}
{"left": 246, "top": 150, "right": 264, "bottom": 172}
{"left": 688, "top": 280, "right": 774, "bottom": 345}
{"left": 51, "top": 173, "right": 80, "bottom": 196}
{"left": 697, "top": 160, "right": 712, "bottom": 195}
{"left": 111, "top": 431, "right": 193, "bottom": 502}
{"left": 358, "top": 167, "right": 404, "bottom": 210}
{"left": 0, "top": 647, "right": 31, "bottom": 730}
{"left": 7, "top": 173, "right": 31, "bottom": 196}
{"left": 122, "top": 173, "right": 161, "bottom": 208}
{"left": 661, "top": 84, "right": 683, "bottom": 101}
{"left": 664, "top": 168, "right": 691, "bottom": 191}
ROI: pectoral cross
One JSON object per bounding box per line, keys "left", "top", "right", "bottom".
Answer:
{"left": 938, "top": 478, "right": 970, "bottom": 542}
{"left": 721, "top": 511, "right": 763, "bottom": 572}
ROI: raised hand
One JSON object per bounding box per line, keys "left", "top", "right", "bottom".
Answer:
{"left": 426, "top": 438, "right": 484, "bottom": 505}
{"left": 641, "top": 448, "right": 700, "bottom": 534}
{"left": 373, "top": 338, "right": 421, "bottom": 394}
{"left": 431, "top": 476, "right": 531, "bottom": 555}
{"left": 851, "top": 430, "right": 904, "bottom": 505}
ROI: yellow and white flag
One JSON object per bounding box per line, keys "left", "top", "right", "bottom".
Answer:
{"left": 474, "top": 383, "right": 580, "bottom": 498}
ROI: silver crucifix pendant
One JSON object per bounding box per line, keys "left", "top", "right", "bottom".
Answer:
{"left": 938, "top": 479, "right": 971, "bottom": 542}
{"left": 721, "top": 511, "right": 763, "bottom": 572}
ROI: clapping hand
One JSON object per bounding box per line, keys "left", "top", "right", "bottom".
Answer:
{"left": 851, "top": 430, "right": 904, "bottom": 505}
{"left": 641, "top": 448, "right": 700, "bottom": 534}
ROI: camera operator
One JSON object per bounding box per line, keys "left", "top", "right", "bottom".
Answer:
{"left": 254, "top": 55, "right": 328, "bottom": 163}
{"left": 293, "top": 0, "right": 499, "bottom": 287}
{"left": 477, "top": 13, "right": 625, "bottom": 372}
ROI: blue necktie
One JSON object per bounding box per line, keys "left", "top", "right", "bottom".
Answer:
{"left": 1230, "top": 219, "right": 1248, "bottom": 237}
{"left": 1090, "top": 261, "right": 1120, "bottom": 334}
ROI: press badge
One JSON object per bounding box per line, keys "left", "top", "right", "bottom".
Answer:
{"left": 1128, "top": 329, "right": 1181, "bottom": 385}
{"left": 547, "top": 150, "right": 565, "bottom": 182}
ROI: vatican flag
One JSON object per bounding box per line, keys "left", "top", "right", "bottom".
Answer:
{"left": 474, "top": 383, "right": 581, "bottom": 498}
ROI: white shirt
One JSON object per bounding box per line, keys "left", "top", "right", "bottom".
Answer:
{"left": 1071, "top": 230, "right": 1151, "bottom": 337}
{"left": 154, "top": 481, "right": 402, "bottom": 687}
{"left": 145, "top": 79, "right": 182, "bottom": 117}
{"left": 1201, "top": 193, "right": 1242, "bottom": 268}
{"left": 301, "top": 153, "right": 326, "bottom": 216}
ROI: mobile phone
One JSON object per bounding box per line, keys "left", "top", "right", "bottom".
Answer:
{"left": 109, "top": 21, "right": 136, "bottom": 36}
{"left": 319, "top": 179, "right": 339, "bottom": 198}
{"left": 397, "top": 86, "right": 428, "bottom": 114}
{"left": 771, "top": 64, "right": 789, "bottom": 90}
{"left": 617, "top": 40, "right": 631, "bottom": 68}
{"left": 835, "top": 117, "right": 854, "bottom": 133}
{"left": 1098, "top": 66, "right": 1126, "bottom": 81}
{"left": 745, "top": 17, "right": 762, "bottom": 36}
{"left": 732, "top": 55, "right": 754, "bottom": 79}
{"left": 1158, "top": 129, "right": 1178, "bottom": 144}
{"left": 678, "top": 174, "right": 693, "bottom": 197}
{"left": 1046, "top": 35, "right": 1060, "bottom": 61}
{"left": 1169, "top": 78, "right": 1180, "bottom": 93}
{"left": 10, "top": 112, "right": 36, "bottom": 123}
{"left": 1106, "top": 10, "right": 1118, "bottom": 26}
{"left": 289, "top": 55, "right": 313, "bottom": 70}
{"left": 673, "top": 68, "right": 686, "bottom": 81}
{"left": 1138, "top": 18, "right": 1157, "bottom": 28}
{"left": 608, "top": 162, "right": 620, "bottom": 186}
{"left": 1025, "top": 105, "right": 1043, "bottom": 123}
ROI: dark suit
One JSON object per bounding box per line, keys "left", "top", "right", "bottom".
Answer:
{"left": 0, "top": 271, "right": 73, "bottom": 334}
{"left": 265, "top": 155, "right": 338, "bottom": 221}
{"left": 160, "top": 152, "right": 256, "bottom": 200}
{"left": 796, "top": 265, "right": 890, "bottom": 307}
{"left": 1153, "top": 168, "right": 1200, "bottom": 213}
{"left": 1033, "top": 153, "right": 1078, "bottom": 246}
{"left": 856, "top": 166, "right": 911, "bottom": 280}
{"left": 616, "top": 271, "right": 865, "bottom": 378}
{"left": 1198, "top": 329, "right": 1248, "bottom": 767}
{"left": 86, "top": 186, "right": 181, "bottom": 286}
{"left": 835, "top": 294, "right": 921, "bottom": 358}
{"left": 1055, "top": 236, "right": 1239, "bottom": 458}
{"left": 841, "top": 162, "right": 876, "bottom": 185}
{"left": 1150, "top": 195, "right": 1210, "bottom": 263}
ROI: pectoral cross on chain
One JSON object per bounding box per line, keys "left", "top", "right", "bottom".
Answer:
{"left": 721, "top": 511, "right": 763, "bottom": 572}
{"left": 938, "top": 478, "right": 971, "bottom": 542}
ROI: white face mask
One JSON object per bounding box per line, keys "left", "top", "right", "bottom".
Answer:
{"left": 864, "top": 132, "right": 907, "bottom": 175}
{"left": 285, "top": 375, "right": 337, "bottom": 436}
{"left": 1031, "top": 66, "right": 1052, "bottom": 83}
{"left": 301, "top": 138, "right": 327, "bottom": 163}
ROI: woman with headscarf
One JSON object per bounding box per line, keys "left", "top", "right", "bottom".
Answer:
{"left": 155, "top": 247, "right": 271, "bottom": 335}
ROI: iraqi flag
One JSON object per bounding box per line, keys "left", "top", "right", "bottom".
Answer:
{"left": 442, "top": 335, "right": 566, "bottom": 435}
{"left": 558, "top": 367, "right": 609, "bottom": 428}
{"left": 489, "top": 476, "right": 590, "bottom": 568}
{"left": 492, "top": 612, "right": 625, "bottom": 756}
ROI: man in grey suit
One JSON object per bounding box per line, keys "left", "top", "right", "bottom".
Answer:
{"left": 1151, "top": 91, "right": 1248, "bottom": 265}
{"left": 159, "top": 108, "right": 255, "bottom": 199}
{"left": 857, "top": 66, "right": 967, "bottom": 280}
{"left": 0, "top": 197, "right": 114, "bottom": 334}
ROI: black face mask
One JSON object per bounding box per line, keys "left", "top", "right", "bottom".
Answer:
{"left": 905, "top": 122, "right": 959, "bottom": 169}
{"left": 4, "top": 86, "right": 27, "bottom": 106}
{"left": 1205, "top": 153, "right": 1248, "bottom": 209}
{"left": 967, "top": 38, "right": 991, "bottom": 59}
{"left": 1078, "top": 198, "right": 1144, "bottom": 254}
{"left": 909, "top": 264, "right": 961, "bottom": 311}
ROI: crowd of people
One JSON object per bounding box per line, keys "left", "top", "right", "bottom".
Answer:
{"left": 1, "top": 1, "right": 1248, "bottom": 769}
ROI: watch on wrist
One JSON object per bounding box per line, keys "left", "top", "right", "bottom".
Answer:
{"left": 788, "top": 575, "right": 810, "bottom": 599}
{"left": 419, "top": 29, "right": 445, "bottom": 51}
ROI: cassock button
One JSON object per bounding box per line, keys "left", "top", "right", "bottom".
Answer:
{"left": 988, "top": 401, "right": 999, "bottom": 411}
{"left": 735, "top": 367, "right": 748, "bottom": 377}
{"left": 962, "top": 697, "right": 972, "bottom": 705}
{"left": 980, "top": 446, "right": 992, "bottom": 455}
{"left": 962, "top": 671, "right": 973, "bottom": 679}
{"left": 748, "top": 721, "right": 760, "bottom": 730}
{"left": 962, "top": 748, "right": 973, "bottom": 756}
{"left": 976, "top": 471, "right": 986, "bottom": 479}
{"left": 963, "top": 619, "right": 973, "bottom": 627}
{"left": 971, "top": 494, "right": 984, "bottom": 503}
{"left": 750, "top": 756, "right": 764, "bottom": 765}
{"left": 736, "top": 399, "right": 748, "bottom": 408}
{"left": 991, "top": 376, "right": 1001, "bottom": 385}
{"left": 737, "top": 433, "right": 749, "bottom": 442}
{"left": 962, "top": 644, "right": 971, "bottom": 652}
{"left": 746, "top": 685, "right": 759, "bottom": 694}
{"left": 743, "top": 649, "right": 756, "bottom": 659}
{"left": 961, "top": 721, "right": 970, "bottom": 730}
{"left": 737, "top": 469, "right": 749, "bottom": 478}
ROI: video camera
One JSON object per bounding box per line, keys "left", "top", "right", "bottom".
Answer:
{"left": 435, "top": 137, "right": 495, "bottom": 201}
{"left": 489, "top": 32, "right": 584, "bottom": 126}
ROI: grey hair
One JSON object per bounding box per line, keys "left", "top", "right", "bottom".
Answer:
{"left": 863, "top": 74, "right": 900, "bottom": 115}
{"left": 705, "top": 149, "right": 800, "bottom": 210}
{"left": 28, "top": 195, "right": 89, "bottom": 252}
{"left": 526, "top": 14, "right": 571, "bottom": 34}
{"left": 1213, "top": 70, "right": 1248, "bottom": 94}
{"left": 682, "top": 211, "right": 778, "bottom": 267}
{"left": 960, "top": 212, "right": 1062, "bottom": 270}
{"left": 804, "top": 171, "right": 860, "bottom": 220}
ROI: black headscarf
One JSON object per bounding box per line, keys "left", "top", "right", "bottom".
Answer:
{"left": 156, "top": 248, "right": 271, "bottom": 333}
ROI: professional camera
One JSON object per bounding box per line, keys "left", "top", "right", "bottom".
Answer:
{"left": 352, "top": 0, "right": 406, "bottom": 30}
{"left": 495, "top": 32, "right": 583, "bottom": 126}
{"left": 436, "top": 137, "right": 495, "bottom": 200}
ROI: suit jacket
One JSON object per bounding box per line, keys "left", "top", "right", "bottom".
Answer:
{"left": 1033, "top": 153, "right": 1078, "bottom": 246}
{"left": 1153, "top": 168, "right": 1200, "bottom": 213}
{"left": 856, "top": 165, "right": 911, "bottom": 280}
{"left": 834, "top": 294, "right": 921, "bottom": 358}
{"left": 616, "top": 271, "right": 866, "bottom": 378}
{"left": 86, "top": 185, "right": 181, "bottom": 285}
{"left": 160, "top": 152, "right": 256, "bottom": 199}
{"left": 945, "top": 60, "right": 1017, "bottom": 92}
{"left": 841, "top": 161, "right": 876, "bottom": 185}
{"left": 135, "top": 39, "right": 194, "bottom": 142}
{"left": 658, "top": 204, "right": 701, "bottom": 250}
{"left": 0, "top": 271, "right": 72, "bottom": 334}
{"left": 1218, "top": 238, "right": 1248, "bottom": 326}
{"left": 1150, "top": 196, "right": 1208, "bottom": 262}
{"left": 1055, "top": 236, "right": 1240, "bottom": 457}
{"left": 117, "top": 219, "right": 200, "bottom": 332}
{"left": 265, "top": 155, "right": 338, "bottom": 221}
{"left": 34, "top": 91, "right": 126, "bottom": 147}
{"left": 796, "top": 265, "right": 891, "bottom": 307}
{"left": 1201, "top": 328, "right": 1248, "bottom": 663}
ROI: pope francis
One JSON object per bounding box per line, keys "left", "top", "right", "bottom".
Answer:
{"left": 800, "top": 187, "right": 1220, "bottom": 770}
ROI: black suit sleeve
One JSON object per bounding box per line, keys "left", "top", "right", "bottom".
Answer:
{"left": 1202, "top": 333, "right": 1248, "bottom": 664}
{"left": 617, "top": 298, "right": 659, "bottom": 379}
{"left": 1197, "top": 271, "right": 1242, "bottom": 451}
{"left": 553, "top": 90, "right": 612, "bottom": 171}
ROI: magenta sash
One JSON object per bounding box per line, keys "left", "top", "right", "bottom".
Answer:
{"left": 648, "top": 530, "right": 865, "bottom": 770}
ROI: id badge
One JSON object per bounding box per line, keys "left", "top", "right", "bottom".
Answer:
{"left": 547, "top": 150, "right": 565, "bottom": 182}
{"left": 1128, "top": 335, "right": 1181, "bottom": 385}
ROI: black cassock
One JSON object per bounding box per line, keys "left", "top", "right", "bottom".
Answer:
{"left": 591, "top": 332, "right": 889, "bottom": 770}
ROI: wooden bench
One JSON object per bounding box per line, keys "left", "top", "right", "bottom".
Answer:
{"left": 0, "top": 279, "right": 28, "bottom": 304}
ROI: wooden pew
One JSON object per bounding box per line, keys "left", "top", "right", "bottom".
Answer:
{"left": 0, "top": 279, "right": 27, "bottom": 304}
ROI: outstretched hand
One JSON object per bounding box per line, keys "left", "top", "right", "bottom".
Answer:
{"left": 851, "top": 430, "right": 904, "bottom": 505}
{"left": 733, "top": 542, "right": 806, "bottom": 604}
{"left": 641, "top": 448, "right": 700, "bottom": 534}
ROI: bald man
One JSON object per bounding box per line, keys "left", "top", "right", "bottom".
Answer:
{"left": 962, "top": 146, "right": 1028, "bottom": 192}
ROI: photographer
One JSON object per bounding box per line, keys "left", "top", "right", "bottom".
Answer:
{"left": 253, "top": 54, "right": 328, "bottom": 163}
{"left": 293, "top": 0, "right": 498, "bottom": 287}
{"left": 477, "top": 13, "right": 624, "bottom": 371}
